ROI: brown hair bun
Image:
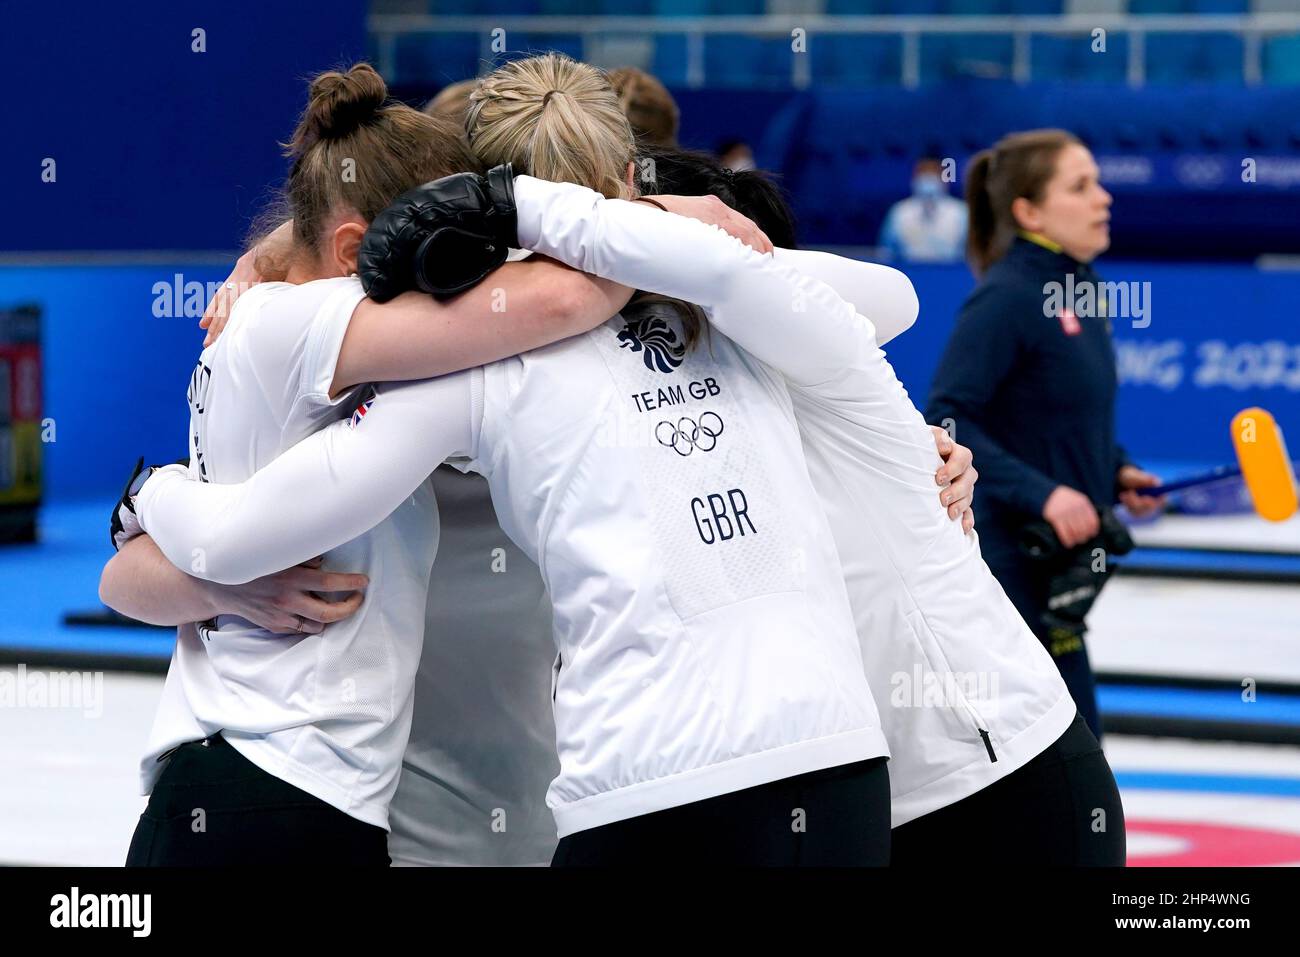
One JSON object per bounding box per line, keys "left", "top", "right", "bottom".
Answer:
{"left": 290, "top": 63, "right": 388, "bottom": 156}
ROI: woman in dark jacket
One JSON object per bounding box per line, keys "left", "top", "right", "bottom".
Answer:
{"left": 927, "top": 129, "right": 1164, "bottom": 739}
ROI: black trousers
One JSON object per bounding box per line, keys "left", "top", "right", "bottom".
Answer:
{"left": 125, "top": 734, "right": 390, "bottom": 867}
{"left": 551, "top": 756, "right": 891, "bottom": 867}
{"left": 890, "top": 712, "right": 1127, "bottom": 867}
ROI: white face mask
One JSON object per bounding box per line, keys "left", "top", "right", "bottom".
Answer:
{"left": 912, "top": 173, "right": 945, "bottom": 198}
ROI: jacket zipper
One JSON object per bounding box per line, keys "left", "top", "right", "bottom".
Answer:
{"left": 953, "top": 693, "right": 997, "bottom": 762}
{"left": 944, "top": 663, "right": 999, "bottom": 763}
{"left": 907, "top": 610, "right": 998, "bottom": 764}
{"left": 978, "top": 727, "right": 998, "bottom": 763}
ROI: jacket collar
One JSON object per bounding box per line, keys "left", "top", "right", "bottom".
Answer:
{"left": 1010, "top": 230, "right": 1090, "bottom": 274}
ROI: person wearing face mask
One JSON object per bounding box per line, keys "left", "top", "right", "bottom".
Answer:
{"left": 717, "top": 139, "right": 757, "bottom": 173}
{"left": 877, "top": 157, "right": 968, "bottom": 263}
{"left": 925, "top": 129, "right": 1166, "bottom": 741}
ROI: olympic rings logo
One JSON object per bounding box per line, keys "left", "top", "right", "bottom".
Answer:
{"left": 655, "top": 412, "right": 724, "bottom": 456}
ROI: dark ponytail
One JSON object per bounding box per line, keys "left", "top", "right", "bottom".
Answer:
{"left": 964, "top": 149, "right": 998, "bottom": 276}
{"left": 730, "top": 170, "right": 798, "bottom": 250}
{"left": 634, "top": 144, "right": 798, "bottom": 249}
{"left": 964, "top": 128, "right": 1080, "bottom": 277}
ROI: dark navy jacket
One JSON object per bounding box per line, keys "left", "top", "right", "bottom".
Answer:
{"left": 926, "top": 234, "right": 1130, "bottom": 554}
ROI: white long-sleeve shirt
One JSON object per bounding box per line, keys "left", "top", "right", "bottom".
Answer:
{"left": 139, "top": 277, "right": 438, "bottom": 831}
{"left": 138, "top": 201, "right": 892, "bottom": 836}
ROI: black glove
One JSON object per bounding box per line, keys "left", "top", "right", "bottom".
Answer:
{"left": 1019, "top": 508, "right": 1134, "bottom": 638}
{"left": 358, "top": 164, "right": 518, "bottom": 302}
{"left": 109, "top": 456, "right": 190, "bottom": 551}
{"left": 109, "top": 457, "right": 148, "bottom": 552}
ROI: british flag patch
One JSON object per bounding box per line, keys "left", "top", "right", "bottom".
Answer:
{"left": 1058, "top": 308, "right": 1082, "bottom": 336}
{"left": 349, "top": 389, "right": 377, "bottom": 428}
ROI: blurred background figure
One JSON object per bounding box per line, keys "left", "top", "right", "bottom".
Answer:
{"left": 607, "top": 66, "right": 679, "bottom": 147}
{"left": 926, "top": 130, "right": 1163, "bottom": 740}
{"left": 878, "top": 157, "right": 968, "bottom": 263}
{"left": 422, "top": 77, "right": 476, "bottom": 124}
{"left": 717, "top": 138, "right": 756, "bottom": 172}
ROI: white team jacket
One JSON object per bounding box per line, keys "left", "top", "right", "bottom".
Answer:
{"left": 508, "top": 176, "right": 1077, "bottom": 826}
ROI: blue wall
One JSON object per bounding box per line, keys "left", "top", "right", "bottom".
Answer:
{"left": 2, "top": 2, "right": 368, "bottom": 252}
{"left": 888, "top": 261, "right": 1300, "bottom": 475}
{"left": 3, "top": 258, "right": 1296, "bottom": 499}
{"left": 0, "top": 264, "right": 227, "bottom": 498}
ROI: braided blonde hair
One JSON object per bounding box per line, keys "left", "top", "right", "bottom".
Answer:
{"left": 465, "top": 54, "right": 636, "bottom": 200}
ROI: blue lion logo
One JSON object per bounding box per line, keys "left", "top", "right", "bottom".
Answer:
{"left": 616, "top": 314, "right": 685, "bottom": 373}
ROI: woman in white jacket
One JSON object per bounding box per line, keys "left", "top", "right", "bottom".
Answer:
{"left": 633, "top": 146, "right": 1126, "bottom": 866}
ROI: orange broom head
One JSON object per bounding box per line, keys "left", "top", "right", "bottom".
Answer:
{"left": 1231, "top": 407, "right": 1298, "bottom": 522}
